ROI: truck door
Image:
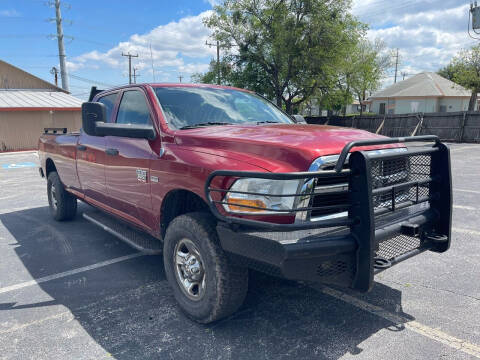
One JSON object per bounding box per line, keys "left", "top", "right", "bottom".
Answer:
{"left": 77, "top": 92, "right": 118, "bottom": 204}
{"left": 104, "top": 89, "right": 154, "bottom": 229}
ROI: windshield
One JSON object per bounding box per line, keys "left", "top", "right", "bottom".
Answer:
{"left": 154, "top": 87, "right": 294, "bottom": 130}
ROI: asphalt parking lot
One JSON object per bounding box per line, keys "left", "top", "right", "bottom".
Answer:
{"left": 0, "top": 144, "right": 479, "bottom": 360}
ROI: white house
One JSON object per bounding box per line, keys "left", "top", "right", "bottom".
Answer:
{"left": 368, "top": 72, "right": 474, "bottom": 115}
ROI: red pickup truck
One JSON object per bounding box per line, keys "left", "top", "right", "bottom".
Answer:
{"left": 38, "top": 83, "right": 452, "bottom": 323}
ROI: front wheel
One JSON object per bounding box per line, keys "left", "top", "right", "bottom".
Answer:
{"left": 163, "top": 212, "right": 248, "bottom": 323}
{"left": 47, "top": 171, "right": 77, "bottom": 221}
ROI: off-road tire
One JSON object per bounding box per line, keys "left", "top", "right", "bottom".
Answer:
{"left": 47, "top": 171, "right": 77, "bottom": 221}
{"left": 163, "top": 212, "right": 248, "bottom": 323}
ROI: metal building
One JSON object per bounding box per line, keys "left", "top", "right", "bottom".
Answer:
{"left": 0, "top": 60, "right": 82, "bottom": 151}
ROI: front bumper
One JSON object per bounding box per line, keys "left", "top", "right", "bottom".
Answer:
{"left": 206, "top": 136, "right": 452, "bottom": 292}
{"left": 216, "top": 204, "right": 444, "bottom": 289}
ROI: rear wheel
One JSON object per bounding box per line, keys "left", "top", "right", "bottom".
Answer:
{"left": 47, "top": 171, "right": 77, "bottom": 221}
{"left": 163, "top": 212, "right": 248, "bottom": 323}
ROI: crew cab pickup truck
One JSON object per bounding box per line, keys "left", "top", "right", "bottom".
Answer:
{"left": 38, "top": 84, "right": 452, "bottom": 323}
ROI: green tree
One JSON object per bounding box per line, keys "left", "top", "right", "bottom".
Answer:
{"left": 348, "top": 39, "right": 391, "bottom": 115}
{"left": 192, "top": 56, "right": 276, "bottom": 98}
{"left": 307, "top": 39, "right": 389, "bottom": 116}
{"left": 438, "top": 45, "right": 480, "bottom": 111}
{"left": 204, "top": 0, "right": 365, "bottom": 114}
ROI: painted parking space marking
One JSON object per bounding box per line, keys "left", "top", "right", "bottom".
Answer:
{"left": 319, "top": 286, "right": 480, "bottom": 359}
{"left": 0, "top": 253, "right": 144, "bottom": 295}
{"left": 449, "top": 145, "right": 480, "bottom": 152}
{"left": 453, "top": 227, "right": 480, "bottom": 236}
{"left": 454, "top": 188, "right": 480, "bottom": 195}
{"left": 1, "top": 246, "right": 478, "bottom": 358}
{"left": 1, "top": 162, "right": 37, "bottom": 169}
{"left": 453, "top": 205, "right": 478, "bottom": 210}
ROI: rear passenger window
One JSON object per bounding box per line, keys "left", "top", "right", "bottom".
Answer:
{"left": 116, "top": 91, "right": 151, "bottom": 125}
{"left": 97, "top": 93, "right": 117, "bottom": 122}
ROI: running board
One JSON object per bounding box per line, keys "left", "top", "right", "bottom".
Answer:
{"left": 83, "top": 210, "right": 162, "bottom": 255}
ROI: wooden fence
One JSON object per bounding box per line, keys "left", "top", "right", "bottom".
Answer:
{"left": 304, "top": 111, "right": 480, "bottom": 143}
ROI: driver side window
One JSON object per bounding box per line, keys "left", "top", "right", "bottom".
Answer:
{"left": 116, "top": 90, "right": 152, "bottom": 125}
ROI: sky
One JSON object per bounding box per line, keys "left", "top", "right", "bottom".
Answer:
{"left": 0, "top": 0, "right": 477, "bottom": 99}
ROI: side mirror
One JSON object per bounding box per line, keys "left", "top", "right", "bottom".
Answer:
{"left": 292, "top": 114, "right": 307, "bottom": 124}
{"left": 82, "top": 102, "right": 106, "bottom": 136}
{"left": 95, "top": 123, "right": 156, "bottom": 140}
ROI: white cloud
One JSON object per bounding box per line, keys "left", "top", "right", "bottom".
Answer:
{"left": 178, "top": 63, "right": 210, "bottom": 74}
{"left": 70, "top": 11, "right": 215, "bottom": 80}
{"left": 65, "top": 61, "right": 85, "bottom": 72}
{"left": 204, "top": 0, "right": 221, "bottom": 6}
{"left": 0, "top": 9, "right": 20, "bottom": 17}
{"left": 352, "top": 0, "right": 476, "bottom": 89}
{"left": 69, "top": 1, "right": 474, "bottom": 89}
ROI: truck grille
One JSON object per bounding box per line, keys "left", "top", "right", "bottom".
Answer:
{"left": 308, "top": 153, "right": 413, "bottom": 220}
{"left": 371, "top": 155, "right": 431, "bottom": 212}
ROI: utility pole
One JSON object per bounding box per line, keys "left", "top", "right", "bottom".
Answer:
{"left": 54, "top": 0, "right": 69, "bottom": 92}
{"left": 178, "top": 74, "right": 183, "bottom": 83}
{"left": 149, "top": 44, "right": 156, "bottom": 82}
{"left": 122, "top": 52, "right": 139, "bottom": 84}
{"left": 394, "top": 48, "right": 399, "bottom": 83}
{"left": 132, "top": 67, "right": 140, "bottom": 84}
{"left": 50, "top": 66, "right": 59, "bottom": 86}
{"left": 205, "top": 40, "right": 220, "bottom": 85}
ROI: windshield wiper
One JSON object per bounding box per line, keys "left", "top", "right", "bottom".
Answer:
{"left": 179, "top": 122, "right": 232, "bottom": 130}
{"left": 256, "top": 121, "right": 280, "bottom": 125}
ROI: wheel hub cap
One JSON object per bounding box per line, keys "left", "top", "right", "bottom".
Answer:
{"left": 174, "top": 238, "right": 206, "bottom": 301}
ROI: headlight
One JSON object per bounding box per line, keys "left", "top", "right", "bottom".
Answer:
{"left": 223, "top": 178, "right": 302, "bottom": 214}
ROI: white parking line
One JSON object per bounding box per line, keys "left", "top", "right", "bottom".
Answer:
{"left": 454, "top": 188, "right": 480, "bottom": 195}
{"left": 453, "top": 227, "right": 480, "bottom": 236}
{"left": 449, "top": 146, "right": 480, "bottom": 152}
{"left": 319, "top": 286, "right": 480, "bottom": 358}
{"left": 0, "top": 253, "right": 144, "bottom": 295}
{"left": 0, "top": 230, "right": 478, "bottom": 357}
{"left": 453, "top": 205, "right": 478, "bottom": 210}
{"left": 0, "top": 150, "right": 38, "bottom": 156}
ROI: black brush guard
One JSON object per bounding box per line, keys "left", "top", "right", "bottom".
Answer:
{"left": 205, "top": 136, "right": 452, "bottom": 292}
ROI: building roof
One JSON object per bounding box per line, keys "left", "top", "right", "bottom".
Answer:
{"left": 0, "top": 59, "right": 67, "bottom": 93}
{"left": 371, "top": 72, "right": 471, "bottom": 98}
{"left": 0, "top": 89, "right": 82, "bottom": 111}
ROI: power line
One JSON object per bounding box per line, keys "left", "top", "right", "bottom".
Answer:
{"left": 393, "top": 48, "right": 399, "bottom": 83}
{"left": 149, "top": 44, "right": 156, "bottom": 82}
{"left": 133, "top": 67, "right": 140, "bottom": 84}
{"left": 53, "top": 0, "right": 70, "bottom": 92}
{"left": 205, "top": 40, "right": 220, "bottom": 85}
{"left": 121, "top": 52, "right": 139, "bottom": 85}
{"left": 50, "top": 66, "right": 59, "bottom": 86}
{"left": 69, "top": 74, "right": 115, "bottom": 87}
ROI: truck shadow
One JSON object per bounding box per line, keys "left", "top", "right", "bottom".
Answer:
{"left": 0, "top": 206, "right": 415, "bottom": 359}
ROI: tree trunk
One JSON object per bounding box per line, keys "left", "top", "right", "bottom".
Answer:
{"left": 275, "top": 88, "right": 283, "bottom": 108}
{"left": 358, "top": 95, "right": 363, "bottom": 116}
{"left": 468, "top": 91, "right": 478, "bottom": 111}
{"left": 285, "top": 100, "right": 292, "bottom": 114}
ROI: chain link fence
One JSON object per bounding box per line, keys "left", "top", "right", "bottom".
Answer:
{"left": 305, "top": 112, "right": 480, "bottom": 143}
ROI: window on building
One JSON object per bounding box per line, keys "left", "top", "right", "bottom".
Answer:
{"left": 439, "top": 105, "right": 447, "bottom": 113}
{"left": 379, "top": 103, "right": 386, "bottom": 115}
{"left": 116, "top": 90, "right": 151, "bottom": 125}
{"left": 97, "top": 93, "right": 118, "bottom": 122}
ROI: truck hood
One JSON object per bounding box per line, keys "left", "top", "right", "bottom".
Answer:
{"left": 174, "top": 124, "right": 401, "bottom": 172}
